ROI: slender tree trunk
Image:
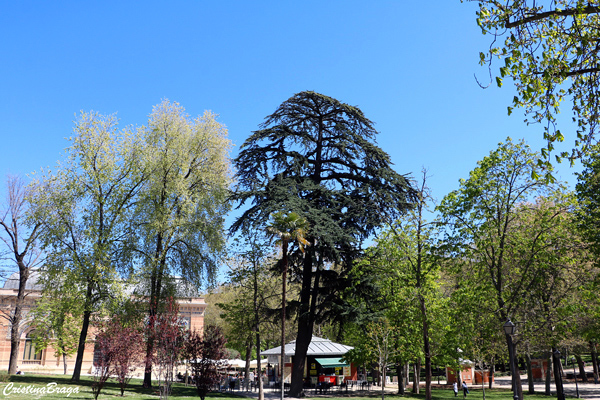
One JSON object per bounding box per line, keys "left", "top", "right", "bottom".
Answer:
{"left": 489, "top": 362, "right": 495, "bottom": 389}
{"left": 71, "top": 308, "right": 92, "bottom": 382}
{"left": 479, "top": 363, "right": 486, "bottom": 400}
{"left": 143, "top": 272, "right": 158, "bottom": 388}
{"left": 545, "top": 353, "right": 552, "bottom": 396}
{"left": 8, "top": 263, "right": 29, "bottom": 375}
{"left": 552, "top": 347, "right": 565, "bottom": 400}
{"left": 63, "top": 350, "right": 67, "bottom": 375}
{"left": 144, "top": 259, "right": 164, "bottom": 388}
{"left": 412, "top": 360, "right": 421, "bottom": 394}
{"left": 71, "top": 280, "right": 96, "bottom": 382}
{"left": 419, "top": 294, "right": 432, "bottom": 400}
{"left": 590, "top": 342, "right": 599, "bottom": 384}
{"left": 244, "top": 339, "right": 252, "bottom": 390}
{"left": 505, "top": 333, "right": 523, "bottom": 400}
{"left": 575, "top": 354, "right": 587, "bottom": 383}
{"left": 252, "top": 256, "right": 264, "bottom": 400}
{"left": 525, "top": 352, "right": 534, "bottom": 394}
{"left": 380, "top": 363, "right": 386, "bottom": 400}
{"left": 280, "top": 241, "right": 288, "bottom": 400}
{"left": 256, "top": 325, "right": 264, "bottom": 400}
{"left": 396, "top": 363, "right": 405, "bottom": 394}
{"left": 514, "top": 348, "right": 523, "bottom": 400}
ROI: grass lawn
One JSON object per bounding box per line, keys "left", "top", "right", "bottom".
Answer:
{"left": 0, "top": 376, "right": 562, "bottom": 400}
{"left": 0, "top": 374, "right": 247, "bottom": 400}
{"left": 323, "top": 389, "right": 554, "bottom": 400}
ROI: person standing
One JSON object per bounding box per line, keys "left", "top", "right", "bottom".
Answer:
{"left": 462, "top": 381, "right": 469, "bottom": 398}
{"left": 453, "top": 382, "right": 458, "bottom": 397}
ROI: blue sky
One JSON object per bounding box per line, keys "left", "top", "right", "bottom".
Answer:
{"left": 0, "top": 2, "right": 582, "bottom": 232}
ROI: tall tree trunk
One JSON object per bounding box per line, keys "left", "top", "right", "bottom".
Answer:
{"left": 63, "top": 350, "right": 67, "bottom": 375}
{"left": 143, "top": 257, "right": 164, "bottom": 389}
{"left": 255, "top": 322, "right": 264, "bottom": 400}
{"left": 71, "top": 308, "right": 92, "bottom": 382}
{"left": 380, "top": 365, "right": 386, "bottom": 400}
{"left": 8, "top": 263, "right": 29, "bottom": 375}
{"left": 545, "top": 353, "right": 552, "bottom": 396}
{"left": 71, "top": 280, "right": 95, "bottom": 382}
{"left": 280, "top": 241, "right": 288, "bottom": 400}
{"left": 552, "top": 347, "right": 565, "bottom": 400}
{"left": 575, "top": 354, "right": 587, "bottom": 383}
{"left": 525, "top": 352, "right": 534, "bottom": 394}
{"left": 396, "top": 363, "right": 405, "bottom": 395}
{"left": 505, "top": 333, "right": 523, "bottom": 400}
{"left": 489, "top": 361, "right": 495, "bottom": 389}
{"left": 288, "top": 246, "right": 317, "bottom": 397}
{"left": 514, "top": 347, "right": 523, "bottom": 400}
{"left": 590, "top": 341, "right": 599, "bottom": 384}
{"left": 412, "top": 360, "right": 421, "bottom": 394}
{"left": 479, "top": 363, "right": 486, "bottom": 400}
{"left": 243, "top": 339, "right": 252, "bottom": 390}
{"left": 419, "top": 294, "right": 432, "bottom": 400}
{"left": 253, "top": 255, "right": 264, "bottom": 400}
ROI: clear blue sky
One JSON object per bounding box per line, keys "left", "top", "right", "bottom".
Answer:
{"left": 0, "top": 2, "right": 582, "bottom": 225}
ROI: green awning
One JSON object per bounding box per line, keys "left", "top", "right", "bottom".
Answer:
{"left": 315, "top": 358, "right": 348, "bottom": 368}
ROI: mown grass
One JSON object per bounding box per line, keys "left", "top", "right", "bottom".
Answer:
{"left": 0, "top": 374, "right": 247, "bottom": 400}
{"left": 0, "top": 376, "right": 572, "bottom": 400}
{"left": 324, "top": 388, "right": 553, "bottom": 400}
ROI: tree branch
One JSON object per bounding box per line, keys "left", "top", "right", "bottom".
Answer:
{"left": 506, "top": 5, "right": 600, "bottom": 29}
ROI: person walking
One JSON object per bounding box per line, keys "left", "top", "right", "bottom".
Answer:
{"left": 453, "top": 382, "right": 458, "bottom": 397}
{"left": 462, "top": 381, "right": 469, "bottom": 398}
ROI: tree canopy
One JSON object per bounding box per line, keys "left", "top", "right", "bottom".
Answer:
{"left": 471, "top": 0, "right": 600, "bottom": 165}
{"left": 232, "top": 91, "right": 417, "bottom": 396}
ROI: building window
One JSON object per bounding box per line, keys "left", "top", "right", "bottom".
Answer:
{"left": 23, "top": 332, "right": 42, "bottom": 361}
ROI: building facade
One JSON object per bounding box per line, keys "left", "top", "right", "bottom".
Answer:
{"left": 0, "top": 271, "right": 206, "bottom": 375}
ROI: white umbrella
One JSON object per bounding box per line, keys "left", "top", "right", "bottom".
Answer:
{"left": 249, "top": 359, "right": 268, "bottom": 369}
{"left": 227, "top": 359, "right": 246, "bottom": 368}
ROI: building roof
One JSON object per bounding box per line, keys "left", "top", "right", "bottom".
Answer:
{"left": 2, "top": 270, "right": 43, "bottom": 291}
{"left": 262, "top": 336, "right": 353, "bottom": 357}
{"left": 2, "top": 269, "right": 199, "bottom": 299}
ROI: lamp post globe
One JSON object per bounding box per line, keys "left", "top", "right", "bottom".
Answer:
{"left": 503, "top": 319, "right": 516, "bottom": 336}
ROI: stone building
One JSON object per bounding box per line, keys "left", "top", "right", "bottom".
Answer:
{"left": 0, "top": 270, "right": 206, "bottom": 375}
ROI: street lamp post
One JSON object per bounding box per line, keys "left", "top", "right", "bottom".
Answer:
{"left": 503, "top": 320, "right": 519, "bottom": 400}
{"left": 571, "top": 357, "right": 580, "bottom": 398}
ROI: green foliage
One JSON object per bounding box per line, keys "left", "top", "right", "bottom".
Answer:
{"left": 218, "top": 247, "right": 284, "bottom": 357}
{"left": 131, "top": 100, "right": 233, "bottom": 289}
{"left": 576, "top": 143, "right": 600, "bottom": 261}
{"left": 231, "top": 90, "right": 417, "bottom": 323}
{"left": 30, "top": 109, "right": 147, "bottom": 380}
{"left": 30, "top": 285, "right": 82, "bottom": 363}
{"left": 437, "top": 139, "right": 558, "bottom": 316}
{"left": 232, "top": 90, "right": 417, "bottom": 260}
{"left": 469, "top": 0, "right": 600, "bottom": 165}
{"left": 29, "top": 101, "right": 232, "bottom": 383}
{"left": 438, "top": 137, "right": 593, "bottom": 390}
